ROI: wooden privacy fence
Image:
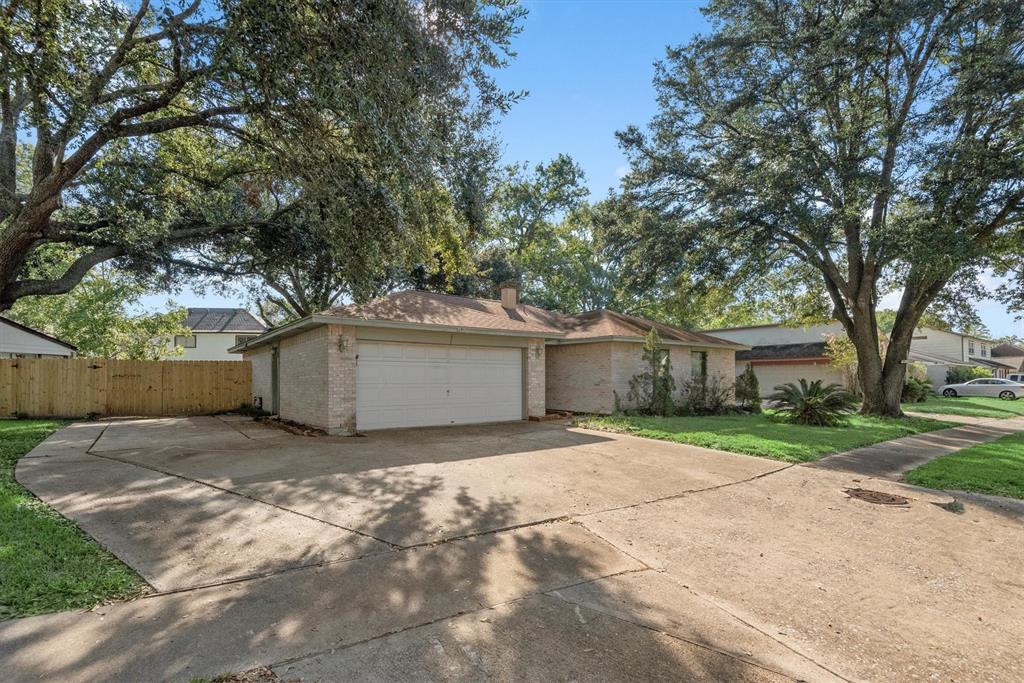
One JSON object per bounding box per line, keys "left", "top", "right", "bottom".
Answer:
{"left": 0, "top": 358, "right": 251, "bottom": 418}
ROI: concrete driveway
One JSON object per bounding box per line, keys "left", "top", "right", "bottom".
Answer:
{"left": 4, "top": 416, "right": 1023, "bottom": 682}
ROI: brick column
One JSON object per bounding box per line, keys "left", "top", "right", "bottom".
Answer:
{"left": 326, "top": 325, "right": 358, "bottom": 434}
{"left": 526, "top": 338, "right": 546, "bottom": 418}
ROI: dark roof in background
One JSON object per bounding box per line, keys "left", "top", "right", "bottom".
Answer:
{"left": 185, "top": 308, "right": 266, "bottom": 333}
{"left": 973, "top": 357, "right": 1020, "bottom": 370}
{"left": 0, "top": 316, "right": 78, "bottom": 351}
{"left": 992, "top": 343, "right": 1024, "bottom": 357}
{"left": 736, "top": 341, "right": 828, "bottom": 362}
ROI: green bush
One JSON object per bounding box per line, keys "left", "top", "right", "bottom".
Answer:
{"left": 677, "top": 375, "right": 739, "bottom": 416}
{"left": 768, "top": 379, "right": 858, "bottom": 426}
{"left": 901, "top": 377, "right": 933, "bottom": 403}
{"left": 946, "top": 366, "right": 992, "bottom": 384}
{"left": 735, "top": 364, "right": 761, "bottom": 411}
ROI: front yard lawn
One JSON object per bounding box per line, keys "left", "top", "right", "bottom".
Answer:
{"left": 0, "top": 420, "right": 147, "bottom": 619}
{"left": 906, "top": 395, "right": 1024, "bottom": 419}
{"left": 576, "top": 412, "right": 956, "bottom": 463}
{"left": 904, "top": 431, "right": 1024, "bottom": 500}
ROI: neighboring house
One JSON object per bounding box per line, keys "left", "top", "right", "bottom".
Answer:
{"left": 709, "top": 322, "right": 1019, "bottom": 394}
{"left": 0, "top": 316, "right": 77, "bottom": 358}
{"left": 992, "top": 343, "right": 1024, "bottom": 373}
{"left": 230, "top": 285, "right": 745, "bottom": 433}
{"left": 165, "top": 308, "right": 267, "bottom": 361}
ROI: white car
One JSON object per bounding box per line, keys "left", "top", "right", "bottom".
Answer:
{"left": 939, "top": 378, "right": 1024, "bottom": 400}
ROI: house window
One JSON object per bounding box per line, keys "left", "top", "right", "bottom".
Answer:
{"left": 691, "top": 351, "right": 708, "bottom": 381}
{"left": 235, "top": 335, "right": 257, "bottom": 346}
{"left": 174, "top": 335, "right": 197, "bottom": 348}
{"left": 968, "top": 340, "right": 975, "bottom": 355}
{"left": 981, "top": 344, "right": 988, "bottom": 357}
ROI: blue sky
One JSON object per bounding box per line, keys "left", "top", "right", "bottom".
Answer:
{"left": 155, "top": 0, "right": 1021, "bottom": 339}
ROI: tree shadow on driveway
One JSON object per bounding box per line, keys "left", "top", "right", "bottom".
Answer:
{"left": 1, "top": 458, "right": 791, "bottom": 682}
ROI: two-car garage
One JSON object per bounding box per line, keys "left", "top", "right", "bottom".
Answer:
{"left": 355, "top": 341, "right": 524, "bottom": 430}
{"left": 237, "top": 288, "right": 552, "bottom": 435}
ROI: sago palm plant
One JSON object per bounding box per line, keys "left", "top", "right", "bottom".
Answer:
{"left": 768, "top": 379, "right": 858, "bottom": 426}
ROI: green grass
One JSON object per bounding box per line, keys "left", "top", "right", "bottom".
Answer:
{"left": 576, "top": 412, "right": 956, "bottom": 463}
{"left": 904, "top": 395, "right": 1024, "bottom": 419}
{"left": 0, "top": 420, "right": 147, "bottom": 619}
{"left": 905, "top": 431, "right": 1024, "bottom": 499}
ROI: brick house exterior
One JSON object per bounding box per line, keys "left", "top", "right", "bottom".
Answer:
{"left": 234, "top": 286, "right": 745, "bottom": 434}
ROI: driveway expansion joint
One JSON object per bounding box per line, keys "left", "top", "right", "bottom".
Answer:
{"left": 84, "top": 448, "right": 403, "bottom": 551}
{"left": 544, "top": 579, "right": 824, "bottom": 683}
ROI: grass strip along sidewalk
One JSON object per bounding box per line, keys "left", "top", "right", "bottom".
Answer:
{"left": 576, "top": 412, "right": 955, "bottom": 463}
{"left": 905, "top": 431, "right": 1024, "bottom": 500}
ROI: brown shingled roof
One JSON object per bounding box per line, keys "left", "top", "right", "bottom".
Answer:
{"left": 322, "top": 290, "right": 743, "bottom": 347}
{"left": 324, "top": 290, "right": 564, "bottom": 335}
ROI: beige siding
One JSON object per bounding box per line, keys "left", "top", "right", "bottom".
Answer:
{"left": 546, "top": 342, "right": 614, "bottom": 413}
{"left": 741, "top": 361, "right": 845, "bottom": 397}
{"left": 0, "top": 319, "right": 74, "bottom": 357}
{"left": 245, "top": 345, "right": 274, "bottom": 411}
{"left": 911, "top": 328, "right": 965, "bottom": 361}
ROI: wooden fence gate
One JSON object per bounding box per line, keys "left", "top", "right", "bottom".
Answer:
{"left": 0, "top": 358, "right": 252, "bottom": 417}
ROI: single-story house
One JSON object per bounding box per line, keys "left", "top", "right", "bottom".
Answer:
{"left": 0, "top": 316, "right": 77, "bottom": 359}
{"left": 162, "top": 308, "right": 267, "bottom": 361}
{"left": 229, "top": 285, "right": 745, "bottom": 433}
{"left": 709, "top": 322, "right": 1019, "bottom": 394}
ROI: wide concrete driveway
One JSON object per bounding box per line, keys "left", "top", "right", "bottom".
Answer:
{"left": 4, "top": 416, "right": 1023, "bottom": 682}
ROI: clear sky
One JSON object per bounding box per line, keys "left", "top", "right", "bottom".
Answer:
{"left": 155, "top": 0, "right": 1021, "bottom": 339}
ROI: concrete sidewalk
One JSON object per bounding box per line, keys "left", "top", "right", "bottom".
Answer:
{"left": 809, "top": 415, "right": 1024, "bottom": 479}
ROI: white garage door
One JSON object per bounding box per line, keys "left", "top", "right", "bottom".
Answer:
{"left": 356, "top": 341, "right": 523, "bottom": 430}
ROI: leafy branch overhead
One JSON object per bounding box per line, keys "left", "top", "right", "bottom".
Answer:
{"left": 0, "top": 0, "right": 525, "bottom": 310}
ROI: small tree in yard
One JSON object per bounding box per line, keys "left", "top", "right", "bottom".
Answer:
{"left": 626, "top": 328, "right": 675, "bottom": 415}
{"left": 735, "top": 364, "right": 761, "bottom": 412}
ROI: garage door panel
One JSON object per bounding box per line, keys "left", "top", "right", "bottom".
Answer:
{"left": 357, "top": 342, "right": 522, "bottom": 430}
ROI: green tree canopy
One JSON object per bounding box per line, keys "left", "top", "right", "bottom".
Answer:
{"left": 0, "top": 0, "right": 524, "bottom": 311}
{"left": 612, "top": 0, "right": 1024, "bottom": 416}
{"left": 7, "top": 266, "right": 186, "bottom": 359}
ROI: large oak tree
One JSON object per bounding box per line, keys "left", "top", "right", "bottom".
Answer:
{"left": 0, "top": 0, "right": 523, "bottom": 311}
{"left": 613, "top": 0, "right": 1024, "bottom": 416}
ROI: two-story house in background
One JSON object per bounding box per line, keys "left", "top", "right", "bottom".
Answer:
{"left": 708, "top": 322, "right": 1019, "bottom": 396}
{"left": 163, "top": 308, "right": 267, "bottom": 361}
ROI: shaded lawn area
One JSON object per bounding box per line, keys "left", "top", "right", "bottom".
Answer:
{"left": 906, "top": 395, "right": 1024, "bottom": 419}
{"left": 905, "top": 431, "right": 1024, "bottom": 500}
{"left": 576, "top": 412, "right": 956, "bottom": 463}
{"left": 0, "top": 420, "right": 147, "bottom": 619}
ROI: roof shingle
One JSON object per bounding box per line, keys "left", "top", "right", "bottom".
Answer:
{"left": 322, "top": 290, "right": 742, "bottom": 346}
{"left": 186, "top": 308, "right": 266, "bottom": 333}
